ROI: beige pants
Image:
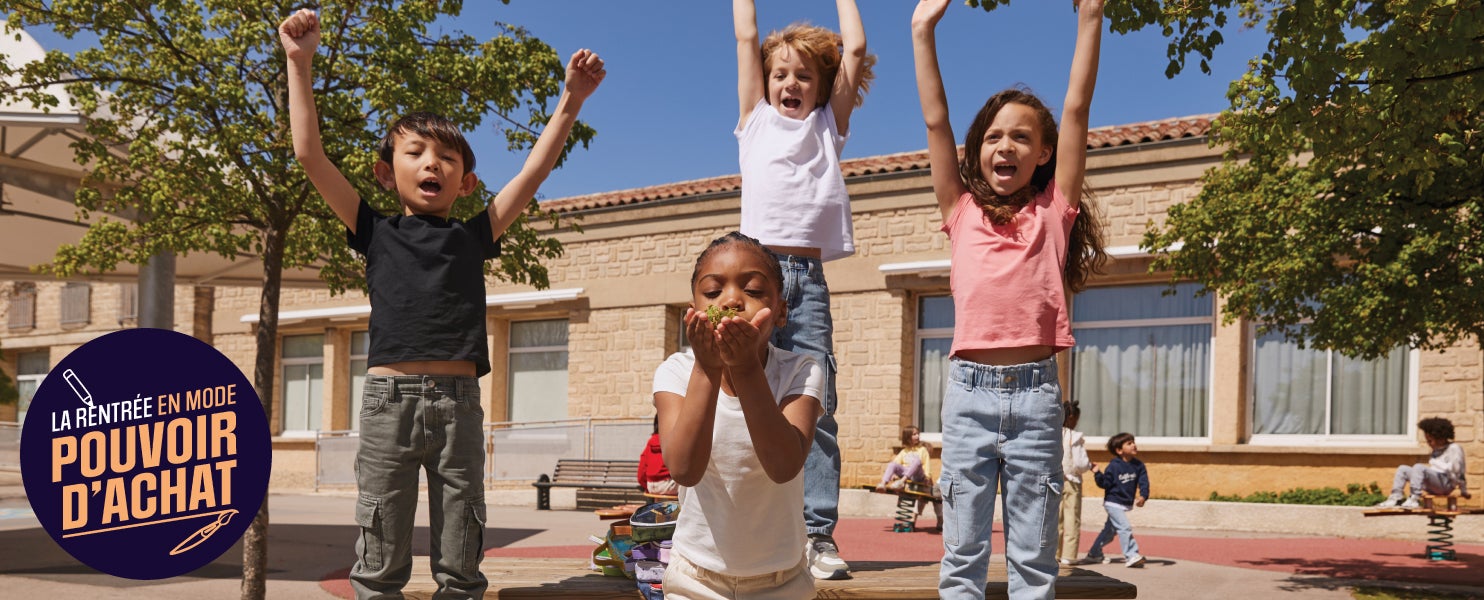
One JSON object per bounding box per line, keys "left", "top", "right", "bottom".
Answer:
{"left": 662, "top": 552, "right": 815, "bottom": 600}
{"left": 1057, "top": 479, "right": 1084, "bottom": 562}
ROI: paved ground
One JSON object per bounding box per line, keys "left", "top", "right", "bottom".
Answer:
{"left": 1, "top": 474, "right": 1480, "bottom": 599}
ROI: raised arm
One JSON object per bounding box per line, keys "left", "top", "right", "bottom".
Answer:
{"left": 735, "top": 0, "right": 766, "bottom": 128}
{"left": 911, "top": 0, "right": 967, "bottom": 222}
{"left": 1056, "top": 0, "right": 1105, "bottom": 208}
{"left": 829, "top": 0, "right": 868, "bottom": 134}
{"left": 280, "top": 9, "right": 360, "bottom": 231}
{"left": 486, "top": 49, "right": 605, "bottom": 237}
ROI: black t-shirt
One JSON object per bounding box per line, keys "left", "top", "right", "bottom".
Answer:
{"left": 347, "top": 198, "right": 501, "bottom": 377}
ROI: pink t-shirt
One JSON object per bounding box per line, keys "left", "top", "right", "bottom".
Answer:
{"left": 940, "top": 182, "right": 1079, "bottom": 356}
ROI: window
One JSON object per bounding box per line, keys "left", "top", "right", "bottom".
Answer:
{"left": 348, "top": 331, "right": 370, "bottom": 431}
{"left": 1071, "top": 283, "right": 1213, "bottom": 438}
{"left": 8, "top": 283, "right": 35, "bottom": 330}
{"left": 507, "top": 319, "right": 569, "bottom": 422}
{"left": 16, "top": 350, "right": 49, "bottom": 425}
{"left": 1251, "top": 326, "right": 1409, "bottom": 437}
{"left": 119, "top": 284, "right": 138, "bottom": 324}
{"left": 915, "top": 295, "right": 954, "bottom": 434}
{"left": 60, "top": 282, "right": 91, "bottom": 325}
{"left": 281, "top": 334, "right": 324, "bottom": 433}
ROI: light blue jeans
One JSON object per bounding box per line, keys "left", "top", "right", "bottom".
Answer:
{"left": 351, "top": 375, "right": 487, "bottom": 599}
{"left": 939, "top": 357, "right": 1064, "bottom": 600}
{"left": 770, "top": 253, "right": 840, "bottom": 539}
{"left": 1087, "top": 502, "right": 1141, "bottom": 561}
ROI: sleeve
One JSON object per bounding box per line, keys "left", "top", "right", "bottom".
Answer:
{"left": 637, "top": 449, "right": 650, "bottom": 487}
{"left": 782, "top": 353, "right": 825, "bottom": 406}
{"left": 1137, "top": 463, "right": 1151, "bottom": 499}
{"left": 1046, "top": 179, "right": 1080, "bottom": 228}
{"left": 820, "top": 101, "right": 848, "bottom": 148}
{"left": 939, "top": 192, "right": 976, "bottom": 237}
{"left": 346, "top": 197, "right": 381, "bottom": 254}
{"left": 652, "top": 353, "right": 692, "bottom": 398}
{"left": 1093, "top": 467, "right": 1113, "bottom": 490}
{"left": 734, "top": 98, "right": 769, "bottom": 140}
{"left": 1072, "top": 434, "right": 1093, "bottom": 475}
{"left": 462, "top": 210, "right": 503, "bottom": 260}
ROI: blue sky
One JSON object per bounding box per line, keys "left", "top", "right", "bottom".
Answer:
{"left": 26, "top": 2, "right": 1270, "bottom": 202}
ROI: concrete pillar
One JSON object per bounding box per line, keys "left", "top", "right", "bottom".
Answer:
{"left": 137, "top": 251, "right": 175, "bottom": 330}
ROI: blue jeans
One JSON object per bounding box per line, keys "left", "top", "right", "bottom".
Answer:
{"left": 770, "top": 253, "right": 839, "bottom": 538}
{"left": 1087, "top": 502, "right": 1141, "bottom": 561}
{"left": 351, "top": 375, "right": 487, "bottom": 599}
{"left": 939, "top": 357, "right": 1064, "bottom": 600}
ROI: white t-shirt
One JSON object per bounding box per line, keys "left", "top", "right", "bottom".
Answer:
{"left": 736, "top": 99, "right": 855, "bottom": 261}
{"left": 651, "top": 346, "right": 824, "bottom": 576}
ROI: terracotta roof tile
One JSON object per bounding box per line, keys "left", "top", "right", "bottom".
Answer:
{"left": 543, "top": 114, "right": 1215, "bottom": 213}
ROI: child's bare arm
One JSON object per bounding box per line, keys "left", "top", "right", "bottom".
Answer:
{"left": 280, "top": 9, "right": 360, "bottom": 232}
{"left": 1056, "top": 0, "right": 1105, "bottom": 208}
{"left": 735, "top": 0, "right": 765, "bottom": 128}
{"left": 830, "top": 0, "right": 868, "bottom": 134}
{"left": 911, "top": 0, "right": 966, "bottom": 222}
{"left": 654, "top": 308, "right": 727, "bottom": 487}
{"left": 486, "top": 49, "right": 605, "bottom": 238}
{"left": 716, "top": 310, "right": 821, "bottom": 483}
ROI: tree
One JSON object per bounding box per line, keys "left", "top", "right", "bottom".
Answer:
{"left": 0, "top": 1, "right": 589, "bottom": 597}
{"left": 971, "top": 1, "right": 1484, "bottom": 359}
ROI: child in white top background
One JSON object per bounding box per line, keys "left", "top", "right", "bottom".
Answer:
{"left": 652, "top": 232, "right": 825, "bottom": 600}
{"left": 1375, "top": 417, "right": 1471, "bottom": 509}
{"left": 733, "top": 0, "right": 876, "bottom": 581}
{"left": 1059, "top": 402, "right": 1093, "bottom": 565}
{"left": 912, "top": 0, "right": 1109, "bottom": 597}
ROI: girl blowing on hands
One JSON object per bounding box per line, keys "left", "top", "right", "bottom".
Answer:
{"left": 652, "top": 232, "right": 825, "bottom": 600}
{"left": 912, "top": 0, "right": 1109, "bottom": 598}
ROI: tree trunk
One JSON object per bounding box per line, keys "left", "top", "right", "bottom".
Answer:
{"left": 242, "top": 224, "right": 286, "bottom": 600}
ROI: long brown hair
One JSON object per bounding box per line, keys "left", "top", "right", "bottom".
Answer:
{"left": 960, "top": 88, "right": 1107, "bottom": 293}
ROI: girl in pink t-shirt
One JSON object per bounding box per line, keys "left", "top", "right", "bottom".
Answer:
{"left": 911, "top": 1, "right": 1109, "bottom": 599}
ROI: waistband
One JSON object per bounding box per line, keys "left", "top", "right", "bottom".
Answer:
{"left": 949, "top": 355, "right": 1058, "bottom": 389}
{"left": 773, "top": 252, "right": 824, "bottom": 268}
{"left": 670, "top": 551, "right": 807, "bottom": 586}
{"left": 365, "top": 374, "right": 477, "bottom": 396}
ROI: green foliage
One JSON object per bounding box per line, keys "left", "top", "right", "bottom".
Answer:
{"left": 973, "top": 1, "right": 1484, "bottom": 359}
{"left": 0, "top": 363, "right": 17, "bottom": 406}
{"left": 0, "top": 0, "right": 585, "bottom": 294}
{"left": 1207, "top": 482, "right": 1386, "bottom": 506}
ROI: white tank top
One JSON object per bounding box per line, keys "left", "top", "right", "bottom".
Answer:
{"left": 736, "top": 99, "right": 855, "bottom": 261}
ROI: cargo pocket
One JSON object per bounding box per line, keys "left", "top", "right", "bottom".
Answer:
{"left": 942, "top": 475, "right": 960, "bottom": 547}
{"left": 461, "top": 499, "right": 487, "bottom": 576}
{"left": 355, "top": 496, "right": 384, "bottom": 572}
{"left": 1040, "top": 475, "right": 1062, "bottom": 548}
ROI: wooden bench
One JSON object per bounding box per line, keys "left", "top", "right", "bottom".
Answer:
{"left": 402, "top": 556, "right": 1138, "bottom": 598}
{"left": 532, "top": 459, "right": 645, "bottom": 511}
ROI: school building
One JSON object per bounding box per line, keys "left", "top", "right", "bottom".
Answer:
{"left": 2, "top": 115, "right": 1479, "bottom": 500}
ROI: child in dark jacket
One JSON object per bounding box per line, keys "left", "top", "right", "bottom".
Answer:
{"left": 1082, "top": 433, "right": 1148, "bottom": 567}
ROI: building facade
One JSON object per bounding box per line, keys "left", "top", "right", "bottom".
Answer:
{"left": 4, "top": 116, "right": 1479, "bottom": 498}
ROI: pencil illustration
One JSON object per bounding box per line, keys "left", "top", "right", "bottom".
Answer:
{"left": 62, "top": 369, "right": 93, "bottom": 408}
{"left": 169, "top": 509, "right": 237, "bottom": 556}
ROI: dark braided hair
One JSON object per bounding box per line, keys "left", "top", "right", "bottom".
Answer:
{"left": 690, "top": 232, "right": 785, "bottom": 294}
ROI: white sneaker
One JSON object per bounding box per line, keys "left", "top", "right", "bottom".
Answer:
{"left": 1125, "top": 554, "right": 1147, "bottom": 568}
{"left": 1400, "top": 496, "right": 1422, "bottom": 510}
{"left": 1059, "top": 558, "right": 1073, "bottom": 566}
{"left": 1374, "top": 494, "right": 1403, "bottom": 508}
{"left": 806, "top": 536, "right": 849, "bottom": 580}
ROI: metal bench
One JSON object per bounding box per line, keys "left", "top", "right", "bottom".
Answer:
{"left": 531, "top": 458, "right": 644, "bottom": 510}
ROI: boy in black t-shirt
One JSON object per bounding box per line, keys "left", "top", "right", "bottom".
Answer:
{"left": 280, "top": 9, "right": 605, "bottom": 598}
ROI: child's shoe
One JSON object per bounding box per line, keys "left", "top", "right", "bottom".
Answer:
{"left": 1059, "top": 558, "right": 1073, "bottom": 566}
{"left": 1125, "top": 554, "right": 1146, "bottom": 568}
{"left": 1374, "top": 494, "right": 1403, "bottom": 508}
{"left": 1076, "top": 555, "right": 1108, "bottom": 565}
{"left": 1400, "top": 496, "right": 1422, "bottom": 510}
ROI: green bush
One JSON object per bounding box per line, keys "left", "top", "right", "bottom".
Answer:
{"left": 1208, "top": 482, "right": 1386, "bottom": 506}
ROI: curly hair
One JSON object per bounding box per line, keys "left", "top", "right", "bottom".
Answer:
{"left": 759, "top": 23, "right": 877, "bottom": 109}
{"left": 1418, "top": 417, "right": 1455, "bottom": 442}
{"left": 960, "top": 87, "right": 1108, "bottom": 293}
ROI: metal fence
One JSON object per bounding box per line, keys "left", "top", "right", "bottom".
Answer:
{"left": 314, "top": 417, "right": 651, "bottom": 490}
{"left": 0, "top": 422, "right": 18, "bottom": 471}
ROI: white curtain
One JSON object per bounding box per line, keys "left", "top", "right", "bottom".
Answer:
{"left": 918, "top": 338, "right": 951, "bottom": 433}
{"left": 1072, "top": 325, "right": 1209, "bottom": 438}
{"left": 1253, "top": 328, "right": 1406, "bottom": 436}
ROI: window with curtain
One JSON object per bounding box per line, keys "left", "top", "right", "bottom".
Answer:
{"left": 1071, "top": 283, "right": 1213, "bottom": 438}
{"left": 915, "top": 295, "right": 954, "bottom": 434}
{"left": 16, "top": 350, "right": 49, "bottom": 425}
{"left": 348, "top": 331, "right": 370, "bottom": 431}
{"left": 1251, "top": 326, "right": 1408, "bottom": 437}
{"left": 281, "top": 334, "right": 324, "bottom": 432}
{"left": 508, "top": 319, "right": 569, "bottom": 422}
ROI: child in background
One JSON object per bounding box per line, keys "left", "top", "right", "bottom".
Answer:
{"left": 1375, "top": 417, "right": 1471, "bottom": 509}
{"left": 876, "top": 426, "right": 932, "bottom": 493}
{"left": 733, "top": 0, "right": 876, "bottom": 580}
{"left": 1083, "top": 433, "right": 1148, "bottom": 568}
{"left": 639, "top": 417, "right": 678, "bottom": 496}
{"left": 280, "top": 9, "right": 605, "bottom": 598}
{"left": 653, "top": 232, "right": 825, "bottom": 600}
{"left": 1058, "top": 403, "right": 1093, "bottom": 565}
{"left": 912, "top": 0, "right": 1109, "bottom": 597}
